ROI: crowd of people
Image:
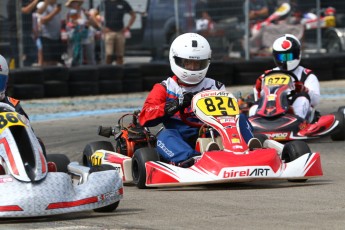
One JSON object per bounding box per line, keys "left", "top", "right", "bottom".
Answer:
{"left": 6, "top": 0, "right": 135, "bottom": 68}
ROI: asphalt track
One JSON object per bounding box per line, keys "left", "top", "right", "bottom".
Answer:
{"left": 2, "top": 80, "right": 345, "bottom": 229}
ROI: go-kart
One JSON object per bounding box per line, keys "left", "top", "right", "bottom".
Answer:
{"left": 0, "top": 103, "right": 122, "bottom": 218}
{"left": 243, "top": 70, "right": 345, "bottom": 142}
{"left": 82, "top": 90, "right": 322, "bottom": 189}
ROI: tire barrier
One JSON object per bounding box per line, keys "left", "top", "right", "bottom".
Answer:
{"left": 6, "top": 55, "right": 345, "bottom": 100}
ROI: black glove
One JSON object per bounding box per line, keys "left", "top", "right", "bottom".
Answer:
{"left": 164, "top": 92, "right": 194, "bottom": 116}
{"left": 181, "top": 92, "right": 194, "bottom": 109}
{"left": 164, "top": 98, "right": 180, "bottom": 116}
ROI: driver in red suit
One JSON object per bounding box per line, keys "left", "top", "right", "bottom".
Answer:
{"left": 249, "top": 34, "right": 321, "bottom": 120}
{"left": 139, "top": 33, "right": 254, "bottom": 165}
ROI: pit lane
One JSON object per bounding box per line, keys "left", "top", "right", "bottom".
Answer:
{"left": 2, "top": 80, "right": 345, "bottom": 229}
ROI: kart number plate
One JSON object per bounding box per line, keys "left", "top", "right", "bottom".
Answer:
{"left": 264, "top": 74, "right": 290, "bottom": 86}
{"left": 196, "top": 96, "right": 239, "bottom": 116}
{"left": 0, "top": 112, "right": 26, "bottom": 132}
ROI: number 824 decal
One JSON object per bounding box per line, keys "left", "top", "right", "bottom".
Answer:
{"left": 196, "top": 96, "right": 239, "bottom": 116}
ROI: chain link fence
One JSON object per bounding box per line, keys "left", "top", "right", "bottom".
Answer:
{"left": 0, "top": 0, "right": 345, "bottom": 68}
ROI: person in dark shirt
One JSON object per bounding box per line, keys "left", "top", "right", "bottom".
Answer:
{"left": 98, "top": 0, "right": 136, "bottom": 65}
{"left": 7, "top": 0, "right": 41, "bottom": 67}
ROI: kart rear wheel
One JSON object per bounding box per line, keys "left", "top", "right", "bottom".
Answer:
{"left": 132, "top": 147, "right": 160, "bottom": 189}
{"left": 282, "top": 141, "right": 311, "bottom": 182}
{"left": 82, "top": 141, "right": 115, "bottom": 167}
{"left": 46, "top": 153, "right": 70, "bottom": 173}
{"left": 89, "top": 165, "right": 120, "bottom": 212}
{"left": 331, "top": 108, "right": 345, "bottom": 141}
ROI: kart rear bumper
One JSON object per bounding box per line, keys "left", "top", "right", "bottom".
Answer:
{"left": 0, "top": 171, "right": 123, "bottom": 217}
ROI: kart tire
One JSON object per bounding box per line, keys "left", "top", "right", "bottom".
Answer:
{"left": 282, "top": 141, "right": 311, "bottom": 182}
{"left": 82, "top": 141, "right": 115, "bottom": 167}
{"left": 253, "top": 133, "right": 268, "bottom": 146}
{"left": 89, "top": 164, "right": 120, "bottom": 212}
{"left": 330, "top": 109, "right": 345, "bottom": 141}
{"left": 46, "top": 153, "right": 70, "bottom": 173}
{"left": 132, "top": 147, "right": 160, "bottom": 189}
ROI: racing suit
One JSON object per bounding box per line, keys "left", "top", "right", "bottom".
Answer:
{"left": 139, "top": 76, "right": 254, "bottom": 164}
{"left": 251, "top": 66, "right": 321, "bottom": 119}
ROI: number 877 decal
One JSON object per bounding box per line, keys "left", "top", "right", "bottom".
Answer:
{"left": 196, "top": 96, "right": 240, "bottom": 116}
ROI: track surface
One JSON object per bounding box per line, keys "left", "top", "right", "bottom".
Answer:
{"left": 2, "top": 81, "right": 345, "bottom": 229}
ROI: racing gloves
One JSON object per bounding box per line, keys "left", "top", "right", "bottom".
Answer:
{"left": 164, "top": 92, "right": 194, "bottom": 116}
{"left": 294, "top": 81, "right": 309, "bottom": 93}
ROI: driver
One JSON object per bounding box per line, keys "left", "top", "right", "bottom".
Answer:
{"left": 0, "top": 54, "right": 29, "bottom": 118}
{"left": 250, "top": 34, "right": 321, "bottom": 120}
{"left": 139, "top": 33, "right": 254, "bottom": 166}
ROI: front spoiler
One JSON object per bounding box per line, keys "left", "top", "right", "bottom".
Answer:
{"left": 145, "top": 152, "right": 322, "bottom": 187}
{"left": 0, "top": 171, "right": 123, "bottom": 218}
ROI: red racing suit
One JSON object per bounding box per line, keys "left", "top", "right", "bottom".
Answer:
{"left": 139, "top": 76, "right": 225, "bottom": 163}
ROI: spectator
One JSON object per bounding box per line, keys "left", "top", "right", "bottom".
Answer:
{"left": 7, "top": 0, "right": 42, "bottom": 67}
{"left": 39, "top": 0, "right": 62, "bottom": 66}
{"left": 95, "top": 0, "right": 136, "bottom": 65}
{"left": 66, "top": 9, "right": 88, "bottom": 66}
{"left": 32, "top": 1, "right": 45, "bottom": 66}
{"left": 248, "top": 0, "right": 269, "bottom": 24}
{"left": 65, "top": 0, "right": 98, "bottom": 65}
{"left": 195, "top": 0, "right": 214, "bottom": 32}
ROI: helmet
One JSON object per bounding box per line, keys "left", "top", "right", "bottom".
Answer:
{"left": 169, "top": 33, "right": 211, "bottom": 85}
{"left": 0, "top": 55, "right": 9, "bottom": 99}
{"left": 272, "top": 34, "right": 301, "bottom": 71}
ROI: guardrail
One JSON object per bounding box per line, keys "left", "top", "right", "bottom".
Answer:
{"left": 7, "top": 55, "right": 345, "bottom": 100}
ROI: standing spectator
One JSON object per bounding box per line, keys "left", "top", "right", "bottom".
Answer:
{"left": 95, "top": 0, "right": 136, "bottom": 65}
{"left": 7, "top": 0, "right": 41, "bottom": 67}
{"left": 66, "top": 9, "right": 88, "bottom": 66}
{"left": 65, "top": 0, "right": 98, "bottom": 65}
{"left": 39, "top": 0, "right": 62, "bottom": 66}
{"left": 195, "top": 0, "right": 213, "bottom": 32}
{"left": 248, "top": 0, "right": 269, "bottom": 24}
{"left": 32, "top": 1, "right": 45, "bottom": 66}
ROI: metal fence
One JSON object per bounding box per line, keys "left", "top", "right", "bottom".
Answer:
{"left": 0, "top": 0, "right": 345, "bottom": 68}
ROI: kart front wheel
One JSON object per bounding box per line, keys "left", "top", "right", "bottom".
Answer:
{"left": 132, "top": 147, "right": 160, "bottom": 189}
{"left": 282, "top": 141, "right": 311, "bottom": 182}
{"left": 46, "top": 153, "right": 70, "bottom": 173}
{"left": 89, "top": 165, "right": 120, "bottom": 212}
{"left": 330, "top": 107, "right": 345, "bottom": 141}
{"left": 82, "top": 141, "right": 115, "bottom": 167}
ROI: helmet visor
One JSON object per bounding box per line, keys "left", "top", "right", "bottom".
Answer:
{"left": 0, "top": 74, "right": 8, "bottom": 92}
{"left": 274, "top": 52, "right": 297, "bottom": 62}
{"left": 174, "top": 57, "right": 209, "bottom": 71}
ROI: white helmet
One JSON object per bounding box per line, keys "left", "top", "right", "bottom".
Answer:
{"left": 0, "top": 55, "right": 9, "bottom": 99}
{"left": 272, "top": 34, "right": 301, "bottom": 71}
{"left": 169, "top": 33, "right": 211, "bottom": 85}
